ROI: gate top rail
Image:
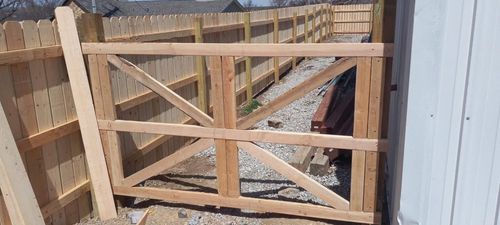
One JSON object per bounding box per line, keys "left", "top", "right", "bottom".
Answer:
{"left": 81, "top": 42, "right": 394, "bottom": 57}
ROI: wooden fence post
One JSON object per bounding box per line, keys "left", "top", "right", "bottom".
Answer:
{"left": 350, "top": 57, "right": 371, "bottom": 211}
{"left": 244, "top": 12, "right": 252, "bottom": 104}
{"left": 0, "top": 103, "right": 44, "bottom": 225}
{"left": 331, "top": 6, "right": 336, "bottom": 36}
{"left": 319, "top": 5, "right": 323, "bottom": 42}
{"left": 209, "top": 56, "right": 240, "bottom": 197}
{"left": 79, "top": 12, "right": 125, "bottom": 188}
{"left": 273, "top": 10, "right": 279, "bottom": 83}
{"left": 312, "top": 6, "right": 316, "bottom": 43}
{"left": 304, "top": 9, "right": 309, "bottom": 60}
{"left": 369, "top": 0, "right": 396, "bottom": 213}
{"left": 194, "top": 17, "right": 208, "bottom": 113}
{"left": 292, "top": 12, "right": 297, "bottom": 69}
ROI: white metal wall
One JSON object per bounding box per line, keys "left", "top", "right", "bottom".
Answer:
{"left": 387, "top": 0, "right": 500, "bottom": 224}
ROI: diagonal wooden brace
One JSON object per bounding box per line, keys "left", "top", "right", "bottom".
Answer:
{"left": 107, "top": 55, "right": 214, "bottom": 127}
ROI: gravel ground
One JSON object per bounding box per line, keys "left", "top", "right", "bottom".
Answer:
{"left": 78, "top": 35, "right": 364, "bottom": 225}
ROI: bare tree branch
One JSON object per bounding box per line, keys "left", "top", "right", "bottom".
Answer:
{"left": 0, "top": 0, "right": 21, "bottom": 21}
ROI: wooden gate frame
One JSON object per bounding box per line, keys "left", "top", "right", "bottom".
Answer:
{"left": 55, "top": 7, "right": 392, "bottom": 224}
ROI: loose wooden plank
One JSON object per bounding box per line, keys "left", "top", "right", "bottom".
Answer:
{"left": 0, "top": 100, "right": 44, "bottom": 225}
{"left": 136, "top": 209, "right": 150, "bottom": 225}
{"left": 121, "top": 139, "right": 214, "bottom": 187}
{"left": 237, "top": 57, "right": 356, "bottom": 129}
{"left": 113, "top": 186, "right": 380, "bottom": 224}
{"left": 81, "top": 42, "right": 394, "bottom": 57}
{"left": 107, "top": 55, "right": 214, "bottom": 127}
{"left": 350, "top": 57, "right": 372, "bottom": 211}
{"left": 54, "top": 7, "right": 117, "bottom": 220}
{"left": 97, "top": 120, "right": 386, "bottom": 152}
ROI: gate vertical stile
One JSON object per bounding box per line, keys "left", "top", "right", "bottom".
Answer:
{"left": 78, "top": 13, "right": 125, "bottom": 203}
{"left": 209, "top": 56, "right": 240, "bottom": 197}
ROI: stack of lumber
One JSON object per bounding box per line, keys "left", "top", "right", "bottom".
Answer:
{"left": 310, "top": 67, "right": 356, "bottom": 160}
{"left": 311, "top": 67, "right": 356, "bottom": 135}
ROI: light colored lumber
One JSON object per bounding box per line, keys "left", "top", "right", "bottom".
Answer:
{"left": 97, "top": 120, "right": 386, "bottom": 152}
{"left": 0, "top": 45, "right": 62, "bottom": 65}
{"left": 88, "top": 53, "right": 125, "bottom": 185}
{"left": 238, "top": 142, "right": 348, "bottom": 209}
{"left": 334, "top": 20, "right": 371, "bottom": 24}
{"left": 106, "top": 27, "right": 194, "bottom": 42}
{"left": 363, "top": 57, "right": 385, "bottom": 212}
{"left": 85, "top": 13, "right": 125, "bottom": 187}
{"left": 209, "top": 56, "right": 229, "bottom": 196}
{"left": 115, "top": 73, "right": 197, "bottom": 112}
{"left": 350, "top": 57, "right": 372, "bottom": 211}
{"left": 42, "top": 19, "right": 78, "bottom": 223}
{"left": 208, "top": 56, "right": 240, "bottom": 197}
{"left": 15, "top": 119, "right": 79, "bottom": 153}
{"left": 81, "top": 42, "right": 395, "bottom": 57}
{"left": 203, "top": 23, "right": 244, "bottom": 34}
{"left": 136, "top": 209, "right": 150, "bottom": 225}
{"left": 107, "top": 55, "right": 214, "bottom": 127}
{"left": 8, "top": 20, "right": 56, "bottom": 223}
{"left": 0, "top": 102, "right": 45, "bottom": 225}
{"left": 221, "top": 56, "right": 240, "bottom": 197}
{"left": 122, "top": 118, "right": 197, "bottom": 164}
{"left": 54, "top": 7, "right": 117, "bottom": 220}
{"left": 41, "top": 180, "right": 91, "bottom": 219}
{"left": 113, "top": 186, "right": 380, "bottom": 224}
{"left": 79, "top": 13, "right": 125, "bottom": 186}
{"left": 237, "top": 57, "right": 356, "bottom": 129}
{"left": 121, "top": 139, "right": 214, "bottom": 187}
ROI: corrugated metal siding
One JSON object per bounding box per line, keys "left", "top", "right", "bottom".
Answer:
{"left": 388, "top": 0, "right": 500, "bottom": 224}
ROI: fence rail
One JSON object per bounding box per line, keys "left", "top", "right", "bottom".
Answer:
{"left": 0, "top": 3, "right": 373, "bottom": 224}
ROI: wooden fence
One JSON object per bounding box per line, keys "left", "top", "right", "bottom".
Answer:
{"left": 332, "top": 4, "right": 372, "bottom": 34}
{"left": 0, "top": 3, "right": 372, "bottom": 224}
